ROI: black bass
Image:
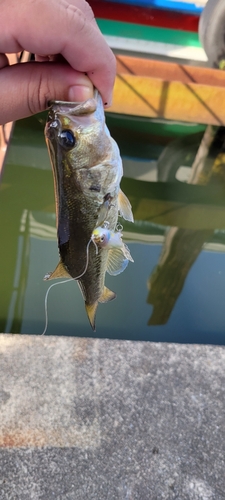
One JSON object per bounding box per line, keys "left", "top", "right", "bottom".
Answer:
{"left": 44, "top": 90, "right": 133, "bottom": 330}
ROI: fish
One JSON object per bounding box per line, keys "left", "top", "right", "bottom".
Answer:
{"left": 91, "top": 225, "right": 134, "bottom": 276}
{"left": 44, "top": 89, "right": 134, "bottom": 330}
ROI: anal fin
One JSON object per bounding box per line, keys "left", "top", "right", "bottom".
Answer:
{"left": 99, "top": 286, "right": 116, "bottom": 303}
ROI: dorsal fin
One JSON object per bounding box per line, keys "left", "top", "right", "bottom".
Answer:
{"left": 121, "top": 242, "right": 134, "bottom": 262}
{"left": 118, "top": 189, "right": 134, "bottom": 222}
{"left": 43, "top": 261, "right": 71, "bottom": 281}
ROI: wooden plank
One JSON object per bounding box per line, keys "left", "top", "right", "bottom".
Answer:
{"left": 110, "top": 56, "right": 225, "bottom": 125}
{"left": 115, "top": 56, "right": 225, "bottom": 85}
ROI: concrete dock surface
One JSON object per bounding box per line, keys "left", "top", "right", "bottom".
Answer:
{"left": 0, "top": 334, "right": 224, "bottom": 499}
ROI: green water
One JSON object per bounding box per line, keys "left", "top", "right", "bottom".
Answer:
{"left": 1, "top": 113, "right": 225, "bottom": 344}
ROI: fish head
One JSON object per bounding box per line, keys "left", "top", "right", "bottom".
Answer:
{"left": 45, "top": 90, "right": 112, "bottom": 171}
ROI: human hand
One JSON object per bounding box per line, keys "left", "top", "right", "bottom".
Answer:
{"left": 0, "top": 0, "right": 116, "bottom": 124}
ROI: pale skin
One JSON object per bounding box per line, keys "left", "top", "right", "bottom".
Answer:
{"left": 0, "top": 0, "right": 116, "bottom": 125}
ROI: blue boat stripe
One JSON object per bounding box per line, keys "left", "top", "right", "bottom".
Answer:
{"left": 104, "top": 0, "right": 204, "bottom": 15}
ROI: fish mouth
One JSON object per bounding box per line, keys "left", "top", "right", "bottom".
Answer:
{"left": 92, "top": 235, "right": 101, "bottom": 244}
{"left": 47, "top": 90, "right": 100, "bottom": 116}
{"left": 48, "top": 100, "right": 82, "bottom": 107}
{"left": 48, "top": 89, "right": 98, "bottom": 106}
{"left": 45, "top": 118, "right": 61, "bottom": 140}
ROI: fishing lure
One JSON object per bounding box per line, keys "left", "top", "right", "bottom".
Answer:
{"left": 91, "top": 224, "right": 133, "bottom": 276}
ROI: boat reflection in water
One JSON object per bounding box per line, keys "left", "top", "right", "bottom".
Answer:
{"left": 1, "top": 114, "right": 225, "bottom": 344}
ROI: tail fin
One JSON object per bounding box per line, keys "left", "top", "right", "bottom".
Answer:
{"left": 85, "top": 302, "right": 98, "bottom": 331}
{"left": 85, "top": 287, "right": 116, "bottom": 330}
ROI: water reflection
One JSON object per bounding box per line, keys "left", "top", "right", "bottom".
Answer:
{"left": 1, "top": 114, "right": 225, "bottom": 343}
{"left": 147, "top": 125, "right": 225, "bottom": 325}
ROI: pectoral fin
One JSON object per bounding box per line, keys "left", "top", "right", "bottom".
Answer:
{"left": 118, "top": 189, "right": 134, "bottom": 222}
{"left": 96, "top": 201, "right": 109, "bottom": 227}
{"left": 43, "top": 261, "right": 71, "bottom": 281}
{"left": 96, "top": 194, "right": 113, "bottom": 227}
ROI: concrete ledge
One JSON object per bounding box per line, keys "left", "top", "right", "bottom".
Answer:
{"left": 0, "top": 334, "right": 224, "bottom": 499}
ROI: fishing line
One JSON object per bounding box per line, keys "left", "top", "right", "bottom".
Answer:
{"left": 42, "top": 238, "right": 99, "bottom": 335}
{"left": 91, "top": 236, "right": 99, "bottom": 255}
{"left": 42, "top": 278, "right": 73, "bottom": 335}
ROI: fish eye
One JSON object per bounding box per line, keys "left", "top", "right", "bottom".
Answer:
{"left": 59, "top": 129, "right": 76, "bottom": 149}
{"left": 100, "top": 236, "right": 105, "bottom": 242}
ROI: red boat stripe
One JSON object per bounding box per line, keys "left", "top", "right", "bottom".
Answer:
{"left": 89, "top": 0, "right": 199, "bottom": 32}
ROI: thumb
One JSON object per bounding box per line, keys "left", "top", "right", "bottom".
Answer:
{"left": 0, "top": 61, "right": 94, "bottom": 124}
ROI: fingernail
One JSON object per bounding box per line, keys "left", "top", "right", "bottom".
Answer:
{"left": 104, "top": 95, "right": 113, "bottom": 108}
{"left": 68, "top": 85, "right": 93, "bottom": 102}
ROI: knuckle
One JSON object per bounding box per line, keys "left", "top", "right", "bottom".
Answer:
{"left": 27, "top": 67, "right": 48, "bottom": 114}
{"left": 64, "top": 2, "right": 94, "bottom": 35}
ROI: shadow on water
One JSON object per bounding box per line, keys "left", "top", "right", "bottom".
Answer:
{"left": 1, "top": 113, "right": 225, "bottom": 344}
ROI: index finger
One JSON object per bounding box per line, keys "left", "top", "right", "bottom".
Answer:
{"left": 1, "top": 0, "right": 116, "bottom": 106}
